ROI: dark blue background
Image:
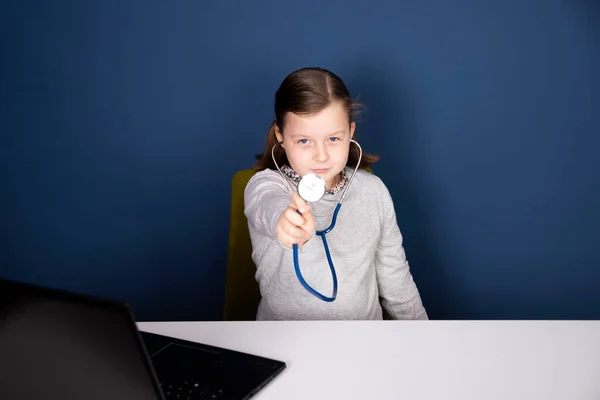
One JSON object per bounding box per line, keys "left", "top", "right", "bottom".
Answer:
{"left": 1, "top": 1, "right": 598, "bottom": 320}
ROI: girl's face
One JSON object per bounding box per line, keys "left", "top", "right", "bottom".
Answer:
{"left": 276, "top": 102, "right": 355, "bottom": 191}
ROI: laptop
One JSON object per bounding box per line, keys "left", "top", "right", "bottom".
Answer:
{"left": 0, "top": 278, "right": 286, "bottom": 400}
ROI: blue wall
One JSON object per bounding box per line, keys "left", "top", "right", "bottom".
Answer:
{"left": 1, "top": 1, "right": 598, "bottom": 320}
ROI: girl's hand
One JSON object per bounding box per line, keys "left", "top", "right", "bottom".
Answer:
{"left": 275, "top": 192, "right": 316, "bottom": 248}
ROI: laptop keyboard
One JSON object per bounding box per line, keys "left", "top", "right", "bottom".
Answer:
{"left": 160, "top": 381, "right": 227, "bottom": 399}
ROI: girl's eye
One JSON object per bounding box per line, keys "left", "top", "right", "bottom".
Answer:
{"left": 329, "top": 137, "right": 340, "bottom": 142}
{"left": 298, "top": 139, "right": 309, "bottom": 144}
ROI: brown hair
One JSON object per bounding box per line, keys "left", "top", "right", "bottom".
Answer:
{"left": 254, "top": 67, "right": 380, "bottom": 171}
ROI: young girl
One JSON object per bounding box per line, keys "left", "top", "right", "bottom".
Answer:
{"left": 244, "top": 67, "right": 428, "bottom": 320}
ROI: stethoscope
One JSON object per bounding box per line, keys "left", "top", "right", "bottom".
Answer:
{"left": 271, "top": 140, "right": 363, "bottom": 302}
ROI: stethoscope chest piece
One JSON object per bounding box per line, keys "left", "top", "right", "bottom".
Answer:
{"left": 298, "top": 173, "right": 326, "bottom": 202}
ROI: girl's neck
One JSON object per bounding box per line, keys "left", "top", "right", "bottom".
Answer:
{"left": 326, "top": 173, "right": 342, "bottom": 191}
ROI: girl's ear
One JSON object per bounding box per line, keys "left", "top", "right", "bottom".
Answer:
{"left": 275, "top": 125, "right": 284, "bottom": 147}
{"left": 350, "top": 122, "right": 356, "bottom": 139}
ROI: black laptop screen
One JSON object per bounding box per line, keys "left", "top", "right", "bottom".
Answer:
{"left": 0, "top": 281, "right": 162, "bottom": 400}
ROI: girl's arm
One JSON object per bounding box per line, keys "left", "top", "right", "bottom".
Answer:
{"left": 244, "top": 170, "right": 291, "bottom": 240}
{"left": 374, "top": 183, "right": 429, "bottom": 320}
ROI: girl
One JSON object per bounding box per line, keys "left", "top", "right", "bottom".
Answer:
{"left": 244, "top": 67, "right": 428, "bottom": 320}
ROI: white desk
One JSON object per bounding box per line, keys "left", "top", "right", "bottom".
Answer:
{"left": 138, "top": 320, "right": 600, "bottom": 400}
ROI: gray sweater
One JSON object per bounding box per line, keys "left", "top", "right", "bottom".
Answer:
{"left": 244, "top": 167, "right": 428, "bottom": 320}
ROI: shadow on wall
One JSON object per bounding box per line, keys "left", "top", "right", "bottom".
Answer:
{"left": 345, "top": 62, "right": 467, "bottom": 319}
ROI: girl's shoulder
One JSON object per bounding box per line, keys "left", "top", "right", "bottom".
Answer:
{"left": 247, "top": 168, "right": 288, "bottom": 185}
{"left": 351, "top": 168, "right": 389, "bottom": 192}
{"left": 348, "top": 169, "right": 396, "bottom": 209}
{"left": 245, "top": 168, "right": 293, "bottom": 195}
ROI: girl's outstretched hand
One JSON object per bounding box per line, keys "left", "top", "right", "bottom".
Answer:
{"left": 275, "top": 192, "right": 316, "bottom": 248}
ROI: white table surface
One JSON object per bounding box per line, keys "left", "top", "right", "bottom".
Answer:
{"left": 138, "top": 320, "right": 600, "bottom": 400}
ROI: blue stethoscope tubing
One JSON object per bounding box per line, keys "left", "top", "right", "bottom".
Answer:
{"left": 293, "top": 203, "right": 341, "bottom": 302}
{"left": 271, "top": 140, "right": 363, "bottom": 302}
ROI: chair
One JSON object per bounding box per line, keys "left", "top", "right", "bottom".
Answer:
{"left": 222, "top": 167, "right": 374, "bottom": 321}
{"left": 223, "top": 169, "right": 261, "bottom": 321}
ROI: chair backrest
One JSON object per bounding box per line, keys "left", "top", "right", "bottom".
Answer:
{"left": 223, "top": 169, "right": 261, "bottom": 321}
{"left": 222, "top": 167, "right": 374, "bottom": 321}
